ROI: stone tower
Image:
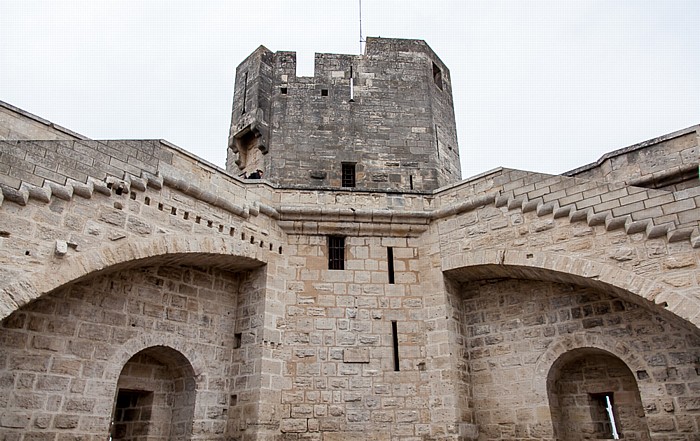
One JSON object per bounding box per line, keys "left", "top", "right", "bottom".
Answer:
{"left": 227, "top": 37, "right": 461, "bottom": 191}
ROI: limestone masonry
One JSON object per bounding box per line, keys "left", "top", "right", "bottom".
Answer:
{"left": 0, "top": 38, "right": 699, "bottom": 441}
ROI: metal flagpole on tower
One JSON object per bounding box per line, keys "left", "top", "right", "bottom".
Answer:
{"left": 359, "top": 0, "right": 364, "bottom": 54}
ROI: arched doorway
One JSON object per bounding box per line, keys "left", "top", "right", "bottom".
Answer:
{"left": 547, "top": 348, "right": 650, "bottom": 440}
{"left": 111, "top": 346, "right": 196, "bottom": 441}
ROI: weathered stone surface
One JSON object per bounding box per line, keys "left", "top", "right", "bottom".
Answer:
{"left": 1, "top": 39, "right": 700, "bottom": 441}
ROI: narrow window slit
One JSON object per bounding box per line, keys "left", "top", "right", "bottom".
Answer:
{"left": 435, "top": 125, "right": 440, "bottom": 158}
{"left": 130, "top": 192, "right": 136, "bottom": 200}
{"left": 195, "top": 216, "right": 201, "bottom": 224}
{"left": 241, "top": 72, "right": 248, "bottom": 114}
{"left": 183, "top": 212, "right": 189, "bottom": 220}
{"left": 144, "top": 197, "right": 150, "bottom": 206}
{"left": 171, "top": 207, "right": 177, "bottom": 215}
{"left": 229, "top": 227, "right": 235, "bottom": 236}
{"left": 391, "top": 321, "right": 400, "bottom": 372}
{"left": 590, "top": 393, "right": 620, "bottom": 439}
{"left": 158, "top": 203, "right": 164, "bottom": 211}
{"left": 409, "top": 175, "right": 414, "bottom": 190}
{"left": 387, "top": 247, "right": 395, "bottom": 284}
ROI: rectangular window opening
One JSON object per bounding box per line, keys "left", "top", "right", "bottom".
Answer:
{"left": 409, "top": 175, "right": 414, "bottom": 190}
{"left": 341, "top": 162, "right": 356, "bottom": 188}
{"left": 280, "top": 87, "right": 288, "bottom": 94}
{"left": 432, "top": 62, "right": 443, "bottom": 90}
{"left": 590, "top": 393, "right": 620, "bottom": 439}
{"left": 234, "top": 333, "right": 242, "bottom": 349}
{"left": 321, "top": 89, "right": 329, "bottom": 96}
{"left": 391, "top": 321, "right": 400, "bottom": 372}
{"left": 387, "top": 247, "right": 395, "bottom": 284}
{"left": 328, "top": 236, "right": 345, "bottom": 270}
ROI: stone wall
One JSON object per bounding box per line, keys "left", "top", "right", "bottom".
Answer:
{"left": 0, "top": 101, "right": 86, "bottom": 143}
{"left": 276, "top": 235, "right": 436, "bottom": 438}
{"left": 0, "top": 265, "right": 263, "bottom": 440}
{"left": 566, "top": 126, "right": 699, "bottom": 191}
{"left": 455, "top": 277, "right": 700, "bottom": 440}
{"left": 2, "top": 76, "right": 700, "bottom": 440}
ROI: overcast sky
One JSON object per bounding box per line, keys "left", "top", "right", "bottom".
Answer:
{"left": 1, "top": 1, "right": 698, "bottom": 179}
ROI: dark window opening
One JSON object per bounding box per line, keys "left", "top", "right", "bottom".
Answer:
{"left": 328, "top": 236, "right": 345, "bottom": 270}
{"left": 242, "top": 72, "right": 248, "bottom": 114}
{"left": 321, "top": 89, "right": 329, "bottom": 96}
{"left": 280, "top": 87, "right": 288, "bottom": 94}
{"left": 432, "top": 62, "right": 443, "bottom": 90}
{"left": 391, "top": 321, "right": 400, "bottom": 371}
{"left": 590, "top": 393, "right": 620, "bottom": 439}
{"left": 387, "top": 247, "right": 395, "bottom": 284}
{"left": 234, "top": 333, "right": 242, "bottom": 349}
{"left": 342, "top": 163, "right": 356, "bottom": 188}
{"left": 435, "top": 125, "right": 440, "bottom": 158}
{"left": 111, "top": 389, "right": 154, "bottom": 440}
{"left": 409, "top": 175, "right": 414, "bottom": 190}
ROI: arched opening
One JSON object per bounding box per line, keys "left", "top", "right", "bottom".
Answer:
{"left": 110, "top": 346, "right": 196, "bottom": 441}
{"left": 547, "top": 348, "right": 650, "bottom": 440}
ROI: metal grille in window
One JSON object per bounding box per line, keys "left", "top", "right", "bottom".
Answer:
{"left": 328, "top": 236, "right": 345, "bottom": 270}
{"left": 341, "top": 163, "right": 356, "bottom": 188}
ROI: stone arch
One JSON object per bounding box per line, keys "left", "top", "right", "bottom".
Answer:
{"left": 532, "top": 334, "right": 648, "bottom": 397}
{"left": 545, "top": 346, "right": 650, "bottom": 440}
{"left": 111, "top": 345, "right": 197, "bottom": 441}
{"left": 0, "top": 233, "right": 265, "bottom": 321}
{"left": 443, "top": 249, "right": 700, "bottom": 328}
{"left": 105, "top": 334, "right": 207, "bottom": 382}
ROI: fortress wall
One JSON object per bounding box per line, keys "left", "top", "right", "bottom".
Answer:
{"left": 0, "top": 101, "right": 86, "bottom": 143}
{"left": 566, "top": 125, "right": 700, "bottom": 191}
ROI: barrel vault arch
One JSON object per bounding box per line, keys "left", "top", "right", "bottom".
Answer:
{"left": 443, "top": 248, "right": 700, "bottom": 329}
{"left": 444, "top": 248, "right": 700, "bottom": 439}
{"left": 0, "top": 233, "right": 268, "bottom": 321}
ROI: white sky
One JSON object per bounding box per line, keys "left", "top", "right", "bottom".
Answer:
{"left": 1, "top": 1, "right": 698, "bottom": 179}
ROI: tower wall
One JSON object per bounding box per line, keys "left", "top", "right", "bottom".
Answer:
{"left": 227, "top": 38, "right": 462, "bottom": 190}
